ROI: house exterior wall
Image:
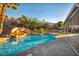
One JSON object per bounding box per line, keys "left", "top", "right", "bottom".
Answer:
{"left": 64, "top": 5, "right": 79, "bottom": 33}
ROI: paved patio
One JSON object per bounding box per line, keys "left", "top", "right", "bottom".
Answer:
{"left": 17, "top": 35, "right": 79, "bottom": 56}
{"left": 68, "top": 35, "right": 79, "bottom": 55}
{"left": 31, "top": 38, "right": 77, "bottom": 56}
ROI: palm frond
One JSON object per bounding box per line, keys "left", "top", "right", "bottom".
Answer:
{"left": 8, "top": 3, "right": 19, "bottom": 10}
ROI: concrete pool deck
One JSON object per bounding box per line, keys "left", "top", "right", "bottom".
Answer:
{"left": 56, "top": 34, "right": 79, "bottom": 38}
{"left": 17, "top": 34, "right": 79, "bottom": 56}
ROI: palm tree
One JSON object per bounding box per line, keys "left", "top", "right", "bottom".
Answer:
{"left": 0, "top": 3, "right": 19, "bottom": 34}
{"left": 20, "top": 15, "right": 30, "bottom": 28}
{"left": 31, "top": 17, "right": 40, "bottom": 32}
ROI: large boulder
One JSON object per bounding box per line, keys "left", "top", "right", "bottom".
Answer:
{"left": 10, "top": 27, "right": 30, "bottom": 37}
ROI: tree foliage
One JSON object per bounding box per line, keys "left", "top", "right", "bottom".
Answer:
{"left": 0, "top": 3, "right": 19, "bottom": 34}
{"left": 57, "top": 21, "right": 64, "bottom": 29}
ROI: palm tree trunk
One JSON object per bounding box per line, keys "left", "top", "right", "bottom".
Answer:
{"left": 0, "top": 4, "right": 8, "bottom": 34}
{"left": 34, "top": 26, "right": 36, "bottom": 32}
{"left": 0, "top": 23, "right": 3, "bottom": 34}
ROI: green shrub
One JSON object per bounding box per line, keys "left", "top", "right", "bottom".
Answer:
{"left": 39, "top": 28, "right": 45, "bottom": 33}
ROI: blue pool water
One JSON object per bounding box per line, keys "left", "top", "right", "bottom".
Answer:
{"left": 0, "top": 34, "right": 56, "bottom": 56}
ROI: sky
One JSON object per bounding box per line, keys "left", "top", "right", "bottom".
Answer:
{"left": 5, "top": 3, "right": 73, "bottom": 23}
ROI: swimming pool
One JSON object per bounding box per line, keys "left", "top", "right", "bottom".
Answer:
{"left": 0, "top": 34, "right": 56, "bottom": 56}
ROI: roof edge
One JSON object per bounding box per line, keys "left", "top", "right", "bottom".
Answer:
{"left": 64, "top": 3, "right": 78, "bottom": 24}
